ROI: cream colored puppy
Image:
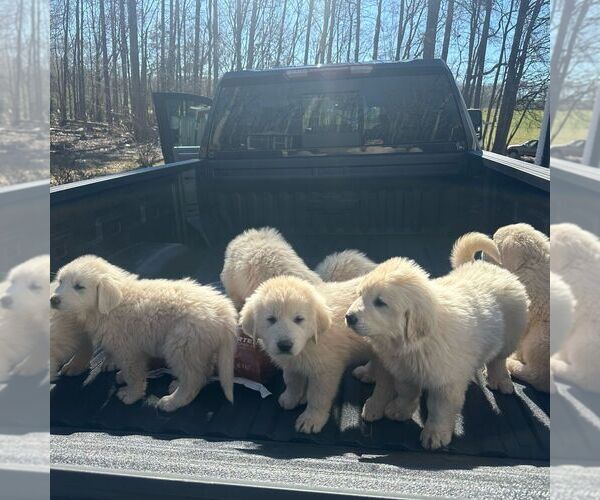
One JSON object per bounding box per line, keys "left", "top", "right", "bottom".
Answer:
{"left": 240, "top": 275, "right": 370, "bottom": 434}
{"left": 315, "top": 250, "right": 377, "bottom": 282}
{"left": 492, "top": 224, "right": 550, "bottom": 392}
{"left": 50, "top": 307, "right": 92, "bottom": 381}
{"left": 49, "top": 270, "right": 138, "bottom": 381}
{"left": 550, "top": 272, "right": 576, "bottom": 355}
{"left": 0, "top": 255, "right": 50, "bottom": 380}
{"left": 51, "top": 255, "right": 238, "bottom": 410}
{"left": 315, "top": 250, "right": 378, "bottom": 384}
{"left": 550, "top": 223, "right": 600, "bottom": 393}
{"left": 221, "top": 227, "right": 322, "bottom": 310}
{"left": 345, "top": 233, "right": 529, "bottom": 450}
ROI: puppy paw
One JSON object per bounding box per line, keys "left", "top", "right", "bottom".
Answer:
{"left": 295, "top": 409, "right": 329, "bottom": 434}
{"left": 384, "top": 399, "right": 415, "bottom": 422}
{"left": 156, "top": 394, "right": 181, "bottom": 412}
{"left": 352, "top": 364, "right": 375, "bottom": 384}
{"left": 61, "top": 359, "right": 87, "bottom": 377}
{"left": 488, "top": 377, "right": 514, "bottom": 394}
{"left": 420, "top": 424, "right": 453, "bottom": 450}
{"left": 278, "top": 390, "right": 303, "bottom": 410}
{"left": 361, "top": 396, "right": 386, "bottom": 422}
{"left": 116, "top": 386, "right": 144, "bottom": 405}
{"left": 101, "top": 358, "right": 118, "bottom": 372}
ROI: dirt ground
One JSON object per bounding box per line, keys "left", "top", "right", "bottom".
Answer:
{"left": 50, "top": 122, "right": 163, "bottom": 186}
{"left": 0, "top": 126, "right": 49, "bottom": 187}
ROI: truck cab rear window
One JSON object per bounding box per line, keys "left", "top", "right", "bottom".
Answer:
{"left": 208, "top": 74, "right": 467, "bottom": 157}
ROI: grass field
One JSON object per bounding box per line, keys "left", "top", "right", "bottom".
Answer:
{"left": 482, "top": 108, "right": 591, "bottom": 149}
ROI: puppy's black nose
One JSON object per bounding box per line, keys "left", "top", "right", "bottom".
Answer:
{"left": 277, "top": 339, "right": 293, "bottom": 353}
{"left": 50, "top": 295, "right": 61, "bottom": 309}
{"left": 0, "top": 295, "right": 12, "bottom": 308}
{"left": 345, "top": 313, "right": 358, "bottom": 326}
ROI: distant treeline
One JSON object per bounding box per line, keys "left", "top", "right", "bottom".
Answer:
{"left": 0, "top": 0, "right": 48, "bottom": 126}
{"left": 50, "top": 0, "right": 549, "bottom": 152}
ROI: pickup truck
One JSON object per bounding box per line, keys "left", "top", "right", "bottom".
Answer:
{"left": 47, "top": 60, "right": 554, "bottom": 499}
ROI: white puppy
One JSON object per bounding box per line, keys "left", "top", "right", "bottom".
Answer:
{"left": 315, "top": 249, "right": 378, "bottom": 384}
{"left": 492, "top": 224, "right": 550, "bottom": 392}
{"left": 550, "top": 223, "right": 600, "bottom": 393}
{"left": 346, "top": 233, "right": 529, "bottom": 449}
{"left": 315, "top": 250, "right": 377, "bottom": 282}
{"left": 52, "top": 255, "right": 238, "bottom": 410}
{"left": 221, "top": 227, "right": 322, "bottom": 310}
{"left": 50, "top": 304, "right": 92, "bottom": 381}
{"left": 240, "top": 275, "right": 370, "bottom": 434}
{"left": 0, "top": 255, "right": 50, "bottom": 380}
{"left": 550, "top": 272, "right": 576, "bottom": 355}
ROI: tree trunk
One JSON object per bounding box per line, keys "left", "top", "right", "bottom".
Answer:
{"left": 304, "top": 0, "right": 314, "bottom": 65}
{"left": 99, "top": 0, "right": 112, "bottom": 123}
{"left": 472, "top": 0, "right": 493, "bottom": 108}
{"left": 247, "top": 0, "right": 258, "bottom": 68}
{"left": 212, "top": 0, "right": 219, "bottom": 90}
{"left": 395, "top": 0, "right": 405, "bottom": 61}
{"left": 60, "top": 0, "right": 70, "bottom": 124}
{"left": 160, "top": 0, "right": 166, "bottom": 90}
{"left": 440, "top": 0, "right": 454, "bottom": 61}
{"left": 13, "top": 0, "right": 23, "bottom": 125}
{"left": 276, "top": 0, "right": 288, "bottom": 66}
{"left": 354, "top": 0, "right": 360, "bottom": 61}
{"left": 235, "top": 0, "right": 243, "bottom": 70}
{"left": 492, "top": 0, "right": 530, "bottom": 153}
{"left": 119, "top": 0, "right": 129, "bottom": 113}
{"left": 127, "top": 0, "right": 146, "bottom": 139}
{"left": 326, "top": 0, "right": 336, "bottom": 64}
{"left": 423, "top": 0, "right": 441, "bottom": 59}
{"left": 317, "top": 0, "right": 331, "bottom": 64}
{"left": 372, "top": 0, "right": 382, "bottom": 60}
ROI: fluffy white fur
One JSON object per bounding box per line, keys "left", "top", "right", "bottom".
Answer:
{"left": 52, "top": 255, "right": 238, "bottom": 410}
{"left": 550, "top": 272, "right": 575, "bottom": 355}
{"left": 240, "top": 275, "right": 370, "bottom": 434}
{"left": 0, "top": 255, "right": 50, "bottom": 380}
{"left": 550, "top": 223, "right": 600, "bottom": 393}
{"left": 315, "top": 250, "right": 378, "bottom": 383}
{"left": 492, "top": 224, "right": 550, "bottom": 392}
{"left": 315, "top": 250, "right": 377, "bottom": 282}
{"left": 345, "top": 233, "right": 529, "bottom": 450}
{"left": 50, "top": 303, "right": 92, "bottom": 381}
{"left": 221, "top": 227, "right": 322, "bottom": 310}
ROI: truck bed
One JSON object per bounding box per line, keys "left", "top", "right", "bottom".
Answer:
{"left": 50, "top": 152, "right": 551, "bottom": 497}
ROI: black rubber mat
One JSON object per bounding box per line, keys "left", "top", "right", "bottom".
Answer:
{"left": 51, "top": 238, "right": 550, "bottom": 462}
{"left": 50, "top": 361, "right": 549, "bottom": 461}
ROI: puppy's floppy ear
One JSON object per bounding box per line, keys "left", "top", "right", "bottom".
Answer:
{"left": 313, "top": 293, "right": 332, "bottom": 344}
{"left": 239, "top": 297, "right": 257, "bottom": 344}
{"left": 97, "top": 277, "right": 122, "bottom": 314}
{"left": 402, "top": 288, "right": 436, "bottom": 343}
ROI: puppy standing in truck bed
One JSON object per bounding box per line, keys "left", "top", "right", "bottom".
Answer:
{"left": 51, "top": 255, "right": 238, "bottom": 411}
{"left": 240, "top": 275, "right": 370, "bottom": 434}
{"left": 345, "top": 233, "right": 529, "bottom": 450}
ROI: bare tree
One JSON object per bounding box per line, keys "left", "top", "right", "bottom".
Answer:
{"left": 423, "top": 0, "right": 441, "bottom": 59}
{"left": 99, "top": 0, "right": 112, "bottom": 123}
{"left": 440, "top": 0, "right": 453, "bottom": 62}
{"left": 372, "top": 0, "right": 383, "bottom": 60}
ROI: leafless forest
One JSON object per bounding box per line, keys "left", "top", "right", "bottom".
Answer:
{"left": 47, "top": 0, "right": 549, "bottom": 181}
{"left": 0, "top": 0, "right": 48, "bottom": 186}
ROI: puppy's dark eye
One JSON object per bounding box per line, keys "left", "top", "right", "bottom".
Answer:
{"left": 267, "top": 316, "right": 277, "bottom": 325}
{"left": 74, "top": 283, "right": 85, "bottom": 291}
{"left": 373, "top": 297, "right": 387, "bottom": 307}
{"left": 294, "top": 315, "right": 304, "bottom": 324}
{"left": 29, "top": 283, "right": 41, "bottom": 291}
